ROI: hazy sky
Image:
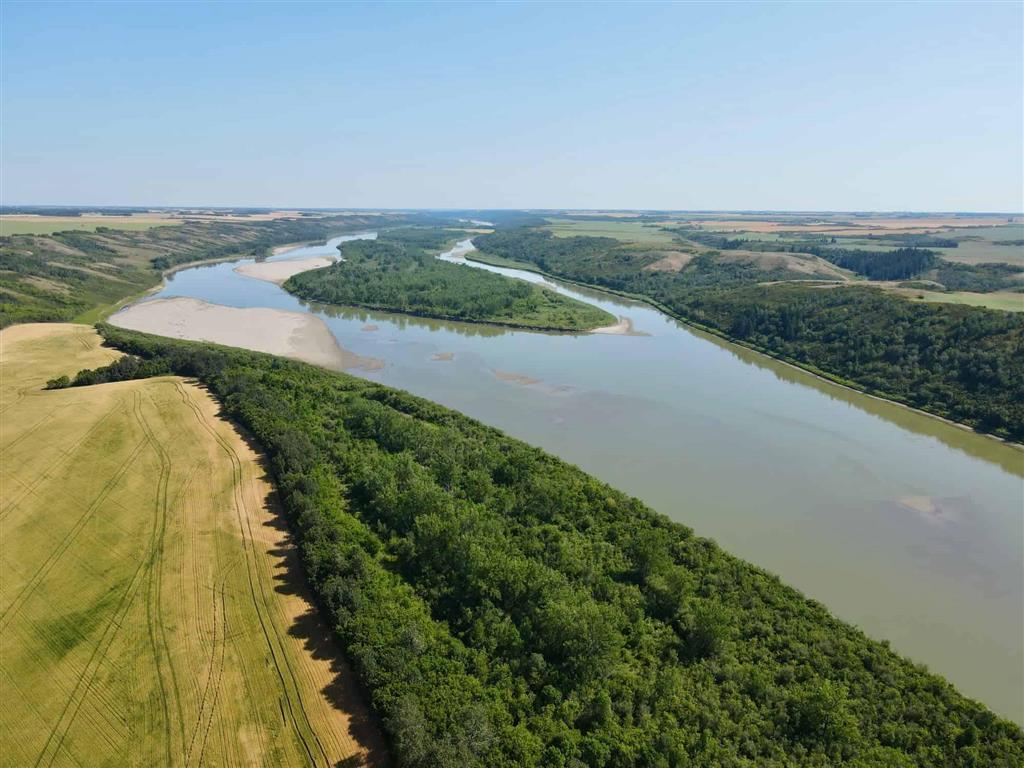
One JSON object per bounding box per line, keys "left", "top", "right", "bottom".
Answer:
{"left": 2, "top": 1, "right": 1021, "bottom": 211}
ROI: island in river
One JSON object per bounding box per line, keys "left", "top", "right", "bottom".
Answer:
{"left": 283, "top": 228, "right": 616, "bottom": 332}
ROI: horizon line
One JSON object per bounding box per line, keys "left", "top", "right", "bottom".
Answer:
{"left": 2, "top": 204, "right": 1022, "bottom": 217}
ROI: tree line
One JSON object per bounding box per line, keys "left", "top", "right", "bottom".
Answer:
{"left": 64, "top": 325, "right": 1024, "bottom": 767}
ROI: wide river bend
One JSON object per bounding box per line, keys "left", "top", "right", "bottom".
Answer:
{"left": 114, "top": 233, "right": 1024, "bottom": 722}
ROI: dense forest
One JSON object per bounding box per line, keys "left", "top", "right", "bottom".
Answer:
{"left": 807, "top": 247, "right": 938, "bottom": 281}
{"left": 284, "top": 229, "right": 614, "bottom": 331}
{"left": 932, "top": 261, "right": 1024, "bottom": 292}
{"left": 0, "top": 212, "right": 412, "bottom": 327}
{"left": 699, "top": 285, "right": 1024, "bottom": 437}
{"left": 474, "top": 230, "right": 1024, "bottom": 440}
{"left": 69, "top": 326, "right": 1023, "bottom": 767}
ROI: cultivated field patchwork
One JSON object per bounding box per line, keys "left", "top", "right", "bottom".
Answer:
{"left": 0, "top": 324, "right": 385, "bottom": 767}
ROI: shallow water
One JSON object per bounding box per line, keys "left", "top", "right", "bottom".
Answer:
{"left": 133, "top": 232, "right": 1024, "bottom": 722}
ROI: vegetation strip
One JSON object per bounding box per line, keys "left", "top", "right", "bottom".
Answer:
{"left": 70, "top": 324, "right": 1023, "bottom": 767}
{"left": 283, "top": 228, "right": 615, "bottom": 332}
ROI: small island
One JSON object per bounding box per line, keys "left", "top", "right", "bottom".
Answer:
{"left": 283, "top": 229, "right": 616, "bottom": 331}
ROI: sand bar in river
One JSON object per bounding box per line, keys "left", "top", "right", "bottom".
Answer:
{"left": 234, "top": 256, "right": 333, "bottom": 285}
{"left": 110, "top": 297, "right": 383, "bottom": 371}
{"left": 592, "top": 315, "right": 648, "bottom": 335}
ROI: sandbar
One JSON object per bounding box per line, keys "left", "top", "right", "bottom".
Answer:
{"left": 493, "top": 369, "right": 540, "bottom": 386}
{"left": 110, "top": 297, "right": 383, "bottom": 371}
{"left": 592, "top": 315, "right": 644, "bottom": 335}
{"left": 234, "top": 257, "right": 333, "bottom": 285}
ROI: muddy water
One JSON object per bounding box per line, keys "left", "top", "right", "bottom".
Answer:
{"left": 120, "top": 233, "right": 1024, "bottom": 722}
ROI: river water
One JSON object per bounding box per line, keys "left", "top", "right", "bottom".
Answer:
{"left": 125, "top": 233, "right": 1024, "bottom": 722}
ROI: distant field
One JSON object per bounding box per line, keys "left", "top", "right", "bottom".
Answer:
{"left": 0, "top": 215, "right": 181, "bottom": 236}
{"left": 676, "top": 219, "right": 1024, "bottom": 267}
{"left": 0, "top": 324, "right": 384, "bottom": 767}
{"left": 937, "top": 240, "right": 1024, "bottom": 266}
{"left": 896, "top": 289, "right": 1024, "bottom": 312}
{"left": 683, "top": 215, "right": 1017, "bottom": 235}
{"left": 544, "top": 218, "right": 678, "bottom": 243}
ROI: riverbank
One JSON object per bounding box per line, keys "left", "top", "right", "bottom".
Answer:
{"left": 110, "top": 297, "right": 383, "bottom": 371}
{"left": 69, "top": 230, "right": 386, "bottom": 327}
{"left": 464, "top": 249, "right": 1024, "bottom": 449}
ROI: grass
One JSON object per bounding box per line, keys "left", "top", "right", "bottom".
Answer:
{"left": 0, "top": 216, "right": 180, "bottom": 236}
{"left": 936, "top": 240, "right": 1024, "bottom": 267}
{"left": 0, "top": 324, "right": 385, "bottom": 767}
{"left": 898, "top": 289, "right": 1024, "bottom": 312}
{"left": 544, "top": 218, "right": 678, "bottom": 244}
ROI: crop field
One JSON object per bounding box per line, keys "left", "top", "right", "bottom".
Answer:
{"left": 0, "top": 324, "right": 384, "bottom": 767}
{"left": 672, "top": 219, "right": 1024, "bottom": 267}
{"left": 895, "top": 288, "right": 1024, "bottom": 312}
{"left": 544, "top": 217, "right": 678, "bottom": 243}
{"left": 0, "top": 215, "right": 181, "bottom": 236}
{"left": 943, "top": 225, "right": 1024, "bottom": 266}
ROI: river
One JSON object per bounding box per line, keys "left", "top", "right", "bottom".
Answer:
{"left": 115, "top": 232, "right": 1024, "bottom": 723}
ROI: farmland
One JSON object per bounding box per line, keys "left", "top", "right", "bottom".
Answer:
{"left": 544, "top": 218, "right": 678, "bottom": 243}
{"left": 0, "top": 324, "right": 384, "bottom": 767}
{"left": 0, "top": 215, "right": 181, "bottom": 237}
{"left": 900, "top": 288, "right": 1024, "bottom": 312}
{"left": 669, "top": 215, "right": 1024, "bottom": 267}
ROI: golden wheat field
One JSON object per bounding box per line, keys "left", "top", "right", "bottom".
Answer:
{"left": 0, "top": 324, "right": 386, "bottom": 767}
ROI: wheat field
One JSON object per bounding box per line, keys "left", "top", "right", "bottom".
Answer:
{"left": 0, "top": 324, "right": 386, "bottom": 767}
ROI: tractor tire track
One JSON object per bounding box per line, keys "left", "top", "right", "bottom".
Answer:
{"left": 187, "top": 577, "right": 230, "bottom": 768}
{"left": 137, "top": 395, "right": 189, "bottom": 766}
{"left": 33, "top": 392, "right": 165, "bottom": 767}
{"left": 0, "top": 399, "right": 124, "bottom": 523}
{"left": 0, "top": 405, "right": 149, "bottom": 629}
{"left": 174, "top": 381, "right": 327, "bottom": 767}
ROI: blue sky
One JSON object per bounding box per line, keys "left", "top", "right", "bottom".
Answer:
{"left": 2, "top": 1, "right": 1021, "bottom": 211}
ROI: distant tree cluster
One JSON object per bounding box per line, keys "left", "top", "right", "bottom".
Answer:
{"left": 808, "top": 246, "right": 939, "bottom": 281}
{"left": 934, "top": 262, "right": 1023, "bottom": 292}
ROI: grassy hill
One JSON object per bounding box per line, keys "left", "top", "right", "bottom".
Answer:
{"left": 0, "top": 212, "right": 409, "bottom": 327}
